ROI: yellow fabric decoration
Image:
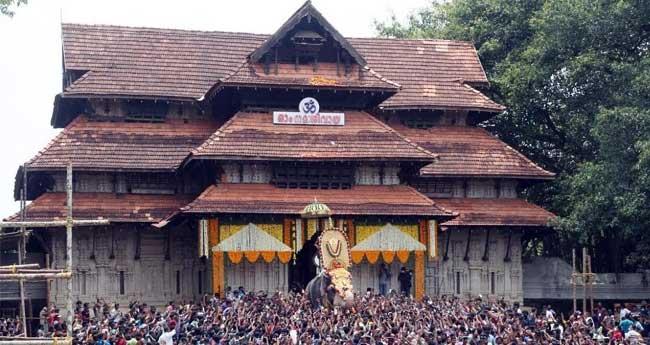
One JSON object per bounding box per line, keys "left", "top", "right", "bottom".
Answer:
{"left": 277, "top": 251, "right": 292, "bottom": 264}
{"left": 381, "top": 251, "right": 396, "bottom": 263}
{"left": 396, "top": 224, "right": 419, "bottom": 241}
{"left": 355, "top": 224, "right": 381, "bottom": 243}
{"left": 396, "top": 250, "right": 410, "bottom": 263}
{"left": 307, "top": 219, "right": 318, "bottom": 240}
{"left": 259, "top": 223, "right": 283, "bottom": 243}
{"left": 219, "top": 223, "right": 242, "bottom": 242}
{"left": 260, "top": 251, "right": 276, "bottom": 263}
{"left": 414, "top": 251, "right": 425, "bottom": 300}
{"left": 208, "top": 219, "right": 219, "bottom": 255}
{"left": 245, "top": 251, "right": 261, "bottom": 263}
{"left": 350, "top": 251, "right": 365, "bottom": 264}
{"left": 212, "top": 251, "right": 225, "bottom": 297}
{"left": 227, "top": 251, "right": 244, "bottom": 264}
{"left": 365, "top": 251, "right": 380, "bottom": 264}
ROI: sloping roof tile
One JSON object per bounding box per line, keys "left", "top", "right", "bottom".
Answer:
{"left": 26, "top": 116, "right": 219, "bottom": 171}
{"left": 5, "top": 193, "right": 191, "bottom": 223}
{"left": 391, "top": 124, "right": 554, "bottom": 179}
{"left": 183, "top": 183, "right": 453, "bottom": 217}
{"left": 60, "top": 24, "right": 500, "bottom": 111}
{"left": 432, "top": 198, "right": 555, "bottom": 227}
{"left": 191, "top": 111, "right": 436, "bottom": 161}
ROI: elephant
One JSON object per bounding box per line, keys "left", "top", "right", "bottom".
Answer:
{"left": 305, "top": 271, "right": 354, "bottom": 309}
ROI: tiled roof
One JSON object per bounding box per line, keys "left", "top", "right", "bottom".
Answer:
{"left": 350, "top": 38, "right": 502, "bottom": 111}
{"left": 182, "top": 183, "right": 454, "bottom": 217}
{"left": 391, "top": 124, "right": 554, "bottom": 179}
{"left": 432, "top": 198, "right": 555, "bottom": 227}
{"left": 26, "top": 116, "right": 219, "bottom": 171}
{"left": 60, "top": 24, "right": 501, "bottom": 111}
{"left": 5, "top": 193, "right": 192, "bottom": 223}
{"left": 190, "top": 111, "right": 436, "bottom": 161}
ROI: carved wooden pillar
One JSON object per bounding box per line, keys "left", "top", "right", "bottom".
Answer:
{"left": 164, "top": 229, "right": 171, "bottom": 261}
{"left": 463, "top": 228, "right": 472, "bottom": 262}
{"left": 443, "top": 229, "right": 451, "bottom": 261}
{"left": 134, "top": 227, "right": 141, "bottom": 260}
{"left": 482, "top": 228, "right": 491, "bottom": 262}
{"left": 504, "top": 230, "right": 513, "bottom": 262}
{"left": 109, "top": 228, "right": 116, "bottom": 260}
{"left": 89, "top": 228, "right": 96, "bottom": 260}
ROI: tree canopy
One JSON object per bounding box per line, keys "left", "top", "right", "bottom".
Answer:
{"left": 1, "top": 0, "right": 27, "bottom": 17}
{"left": 377, "top": 0, "right": 650, "bottom": 272}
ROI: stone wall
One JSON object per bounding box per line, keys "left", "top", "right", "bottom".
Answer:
{"left": 523, "top": 257, "right": 650, "bottom": 301}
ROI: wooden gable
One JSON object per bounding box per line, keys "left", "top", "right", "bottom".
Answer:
{"left": 249, "top": 1, "right": 366, "bottom": 74}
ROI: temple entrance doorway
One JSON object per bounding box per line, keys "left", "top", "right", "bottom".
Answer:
{"left": 289, "top": 231, "right": 320, "bottom": 292}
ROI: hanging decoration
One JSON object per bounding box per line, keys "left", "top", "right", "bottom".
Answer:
{"left": 428, "top": 220, "right": 438, "bottom": 260}
{"left": 350, "top": 223, "right": 425, "bottom": 263}
{"left": 214, "top": 223, "right": 293, "bottom": 264}
{"left": 414, "top": 251, "right": 425, "bottom": 300}
{"left": 198, "top": 219, "right": 210, "bottom": 258}
{"left": 212, "top": 251, "right": 225, "bottom": 297}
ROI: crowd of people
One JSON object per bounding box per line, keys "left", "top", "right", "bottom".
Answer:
{"left": 28, "top": 289, "right": 648, "bottom": 345}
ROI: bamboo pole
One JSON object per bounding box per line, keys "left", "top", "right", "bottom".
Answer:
{"left": 0, "top": 272, "right": 72, "bottom": 280}
{"left": 0, "top": 269, "right": 68, "bottom": 273}
{"left": 0, "top": 338, "right": 72, "bottom": 345}
{"left": 588, "top": 254, "right": 594, "bottom": 313}
{"left": 65, "top": 164, "right": 73, "bottom": 337}
{"left": 582, "top": 247, "right": 587, "bottom": 313}
{"left": 572, "top": 249, "right": 576, "bottom": 314}
{"left": 0, "top": 231, "right": 32, "bottom": 240}
{"left": 0, "top": 264, "right": 40, "bottom": 270}
{"left": 0, "top": 220, "right": 108, "bottom": 229}
{"left": 18, "top": 182, "right": 27, "bottom": 336}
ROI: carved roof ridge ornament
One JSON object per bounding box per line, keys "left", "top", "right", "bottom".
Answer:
{"left": 248, "top": 1, "right": 367, "bottom": 66}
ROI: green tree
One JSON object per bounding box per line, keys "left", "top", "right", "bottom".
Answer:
{"left": 378, "top": 0, "right": 650, "bottom": 272}
{"left": 1, "top": 0, "right": 27, "bottom": 17}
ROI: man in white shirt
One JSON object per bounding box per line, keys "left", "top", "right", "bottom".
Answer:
{"left": 625, "top": 325, "right": 643, "bottom": 344}
{"left": 158, "top": 328, "right": 176, "bottom": 345}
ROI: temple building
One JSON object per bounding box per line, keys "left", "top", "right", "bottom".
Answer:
{"left": 3, "top": 1, "right": 554, "bottom": 310}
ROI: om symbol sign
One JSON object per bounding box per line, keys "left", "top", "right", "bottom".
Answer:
{"left": 299, "top": 97, "right": 320, "bottom": 115}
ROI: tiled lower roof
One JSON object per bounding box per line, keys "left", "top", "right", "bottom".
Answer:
{"left": 182, "top": 183, "right": 454, "bottom": 217}
{"left": 190, "top": 111, "right": 436, "bottom": 162}
{"left": 5, "top": 193, "right": 192, "bottom": 223}
{"left": 391, "top": 124, "right": 554, "bottom": 179}
{"left": 431, "top": 198, "right": 555, "bottom": 227}
{"left": 26, "top": 116, "right": 219, "bottom": 171}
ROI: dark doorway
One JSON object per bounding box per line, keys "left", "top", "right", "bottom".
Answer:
{"left": 289, "top": 231, "right": 320, "bottom": 292}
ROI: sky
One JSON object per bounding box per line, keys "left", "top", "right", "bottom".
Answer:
{"left": 0, "top": 0, "right": 429, "bottom": 216}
